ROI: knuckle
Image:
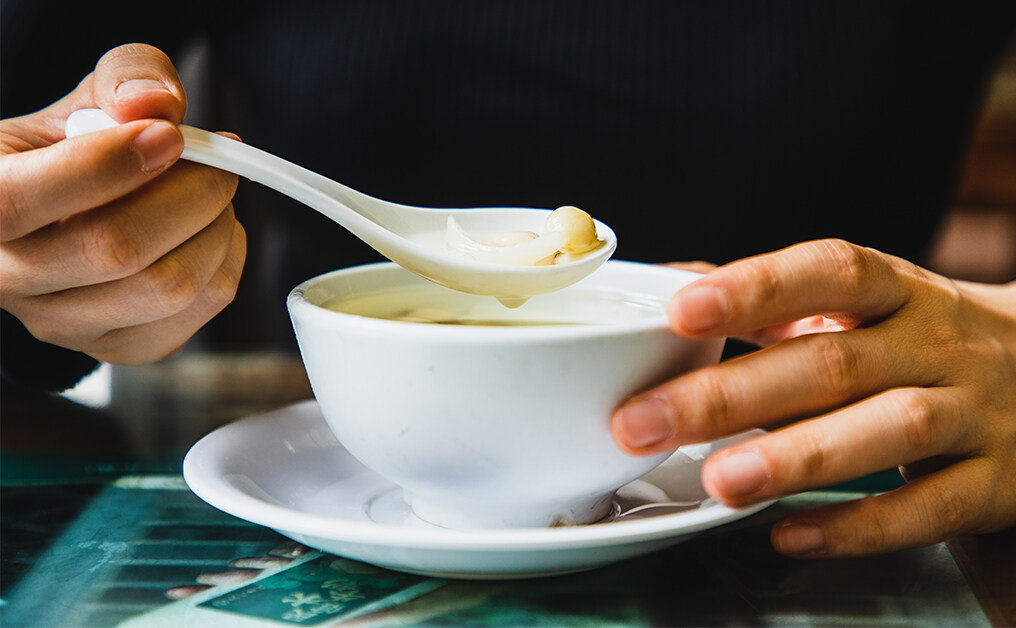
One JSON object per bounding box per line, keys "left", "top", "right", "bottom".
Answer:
{"left": 176, "top": 165, "right": 238, "bottom": 218}
{"left": 742, "top": 257, "right": 782, "bottom": 307}
{"left": 925, "top": 323, "right": 964, "bottom": 355}
{"left": 983, "top": 336, "right": 1016, "bottom": 375}
{"left": 922, "top": 481, "right": 967, "bottom": 537}
{"left": 917, "top": 331, "right": 969, "bottom": 386}
{"left": 88, "top": 331, "right": 135, "bottom": 365}
{"left": 198, "top": 166, "right": 239, "bottom": 208}
{"left": 891, "top": 389, "right": 937, "bottom": 451}
{"left": 83, "top": 219, "right": 148, "bottom": 278}
{"left": 796, "top": 429, "right": 829, "bottom": 480}
{"left": 838, "top": 497, "right": 906, "bottom": 556}
{"left": 143, "top": 257, "right": 204, "bottom": 314}
{"left": 860, "top": 511, "right": 895, "bottom": 555}
{"left": 693, "top": 367, "right": 738, "bottom": 428}
{"left": 203, "top": 265, "right": 241, "bottom": 310}
{"left": 823, "top": 499, "right": 897, "bottom": 557}
{"left": 820, "top": 239, "right": 871, "bottom": 301}
{"left": 851, "top": 509, "right": 891, "bottom": 554}
{"left": 814, "top": 335, "right": 861, "bottom": 401}
{"left": 19, "top": 315, "right": 54, "bottom": 343}
{"left": 21, "top": 314, "right": 81, "bottom": 350}
{"left": 0, "top": 174, "right": 29, "bottom": 239}
{"left": 94, "top": 328, "right": 186, "bottom": 365}
{"left": 0, "top": 253, "right": 25, "bottom": 300}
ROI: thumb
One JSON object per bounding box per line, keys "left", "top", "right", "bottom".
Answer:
{"left": 90, "top": 43, "right": 188, "bottom": 123}
{"left": 9, "top": 44, "right": 187, "bottom": 146}
{"left": 0, "top": 44, "right": 187, "bottom": 239}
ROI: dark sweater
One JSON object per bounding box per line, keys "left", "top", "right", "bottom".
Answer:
{"left": 3, "top": 1, "right": 1014, "bottom": 389}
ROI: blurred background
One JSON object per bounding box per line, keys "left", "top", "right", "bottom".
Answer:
{"left": 1, "top": 5, "right": 1013, "bottom": 466}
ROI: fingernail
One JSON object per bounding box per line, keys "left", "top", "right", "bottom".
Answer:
{"left": 132, "top": 121, "right": 182, "bottom": 172}
{"left": 671, "top": 286, "right": 729, "bottom": 333}
{"left": 115, "top": 78, "right": 171, "bottom": 101}
{"left": 710, "top": 450, "right": 769, "bottom": 497}
{"left": 615, "top": 396, "right": 675, "bottom": 449}
{"left": 775, "top": 522, "right": 826, "bottom": 556}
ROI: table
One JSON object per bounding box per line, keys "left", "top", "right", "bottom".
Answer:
{"left": 2, "top": 353, "right": 1013, "bottom": 627}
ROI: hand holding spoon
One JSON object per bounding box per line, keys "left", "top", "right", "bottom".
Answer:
{"left": 65, "top": 109, "right": 616, "bottom": 304}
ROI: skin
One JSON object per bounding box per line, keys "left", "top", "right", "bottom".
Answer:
{"left": 3, "top": 43, "right": 1013, "bottom": 558}
{"left": 0, "top": 44, "right": 245, "bottom": 364}
{"left": 611, "top": 240, "right": 1016, "bottom": 558}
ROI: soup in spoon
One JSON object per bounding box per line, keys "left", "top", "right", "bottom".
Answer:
{"left": 443, "top": 205, "right": 604, "bottom": 266}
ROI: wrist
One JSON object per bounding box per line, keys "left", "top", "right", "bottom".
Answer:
{"left": 955, "top": 279, "right": 1016, "bottom": 314}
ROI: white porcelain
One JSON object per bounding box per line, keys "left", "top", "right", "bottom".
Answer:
{"left": 287, "top": 261, "right": 725, "bottom": 529}
{"left": 64, "top": 109, "right": 615, "bottom": 301}
{"left": 183, "top": 400, "right": 775, "bottom": 579}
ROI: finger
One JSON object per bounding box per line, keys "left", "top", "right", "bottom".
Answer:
{"left": 611, "top": 320, "right": 941, "bottom": 453}
{"left": 164, "top": 585, "right": 211, "bottom": 600}
{"left": 86, "top": 219, "right": 245, "bottom": 364}
{"left": 2, "top": 159, "right": 237, "bottom": 294}
{"left": 700, "top": 387, "right": 975, "bottom": 506}
{"left": 0, "top": 44, "right": 188, "bottom": 239}
{"left": 89, "top": 43, "right": 187, "bottom": 124}
{"left": 20, "top": 206, "right": 241, "bottom": 342}
{"left": 0, "top": 119, "right": 184, "bottom": 240}
{"left": 770, "top": 458, "right": 1007, "bottom": 557}
{"left": 736, "top": 315, "right": 842, "bottom": 348}
{"left": 268, "top": 542, "right": 311, "bottom": 559}
{"left": 667, "top": 239, "right": 909, "bottom": 339}
{"left": 663, "top": 261, "right": 717, "bottom": 275}
{"left": 229, "top": 556, "right": 294, "bottom": 569}
{"left": 195, "top": 570, "right": 260, "bottom": 586}
{"left": 5, "top": 43, "right": 187, "bottom": 148}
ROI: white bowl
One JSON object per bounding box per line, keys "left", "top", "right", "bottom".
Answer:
{"left": 287, "top": 261, "right": 724, "bottom": 529}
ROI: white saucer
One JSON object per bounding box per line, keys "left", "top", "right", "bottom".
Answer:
{"left": 183, "top": 400, "right": 774, "bottom": 579}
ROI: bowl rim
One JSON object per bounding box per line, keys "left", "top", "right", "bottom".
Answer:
{"left": 287, "top": 260, "right": 704, "bottom": 343}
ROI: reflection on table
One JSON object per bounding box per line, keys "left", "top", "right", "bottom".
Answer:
{"left": 1, "top": 351, "right": 1013, "bottom": 627}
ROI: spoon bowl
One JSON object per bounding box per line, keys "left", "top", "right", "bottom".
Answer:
{"left": 65, "top": 109, "right": 616, "bottom": 302}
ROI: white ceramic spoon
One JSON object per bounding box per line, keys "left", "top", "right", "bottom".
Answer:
{"left": 65, "top": 109, "right": 616, "bottom": 304}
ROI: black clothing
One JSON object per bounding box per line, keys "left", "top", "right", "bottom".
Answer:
{"left": 3, "top": 1, "right": 1014, "bottom": 389}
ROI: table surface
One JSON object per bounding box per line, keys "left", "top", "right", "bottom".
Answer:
{"left": 2, "top": 353, "right": 1014, "bottom": 627}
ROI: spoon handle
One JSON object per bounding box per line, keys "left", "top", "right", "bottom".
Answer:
{"left": 65, "top": 109, "right": 390, "bottom": 245}
{"left": 178, "top": 125, "right": 372, "bottom": 213}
